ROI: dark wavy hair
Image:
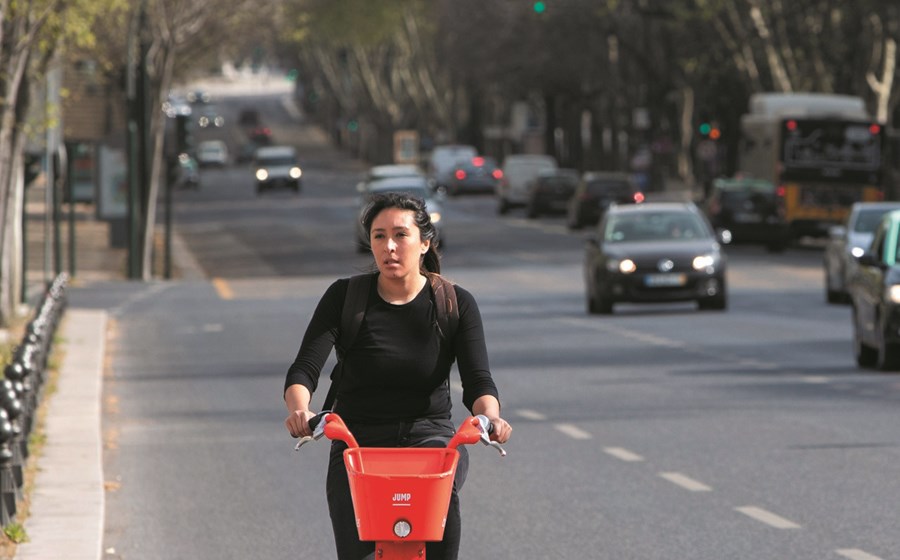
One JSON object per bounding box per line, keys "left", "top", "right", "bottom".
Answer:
{"left": 361, "top": 191, "right": 441, "bottom": 274}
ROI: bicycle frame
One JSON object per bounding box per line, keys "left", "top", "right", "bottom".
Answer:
{"left": 296, "top": 412, "right": 505, "bottom": 559}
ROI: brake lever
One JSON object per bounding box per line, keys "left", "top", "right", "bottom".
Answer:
{"left": 475, "top": 414, "right": 507, "bottom": 457}
{"left": 294, "top": 411, "right": 331, "bottom": 451}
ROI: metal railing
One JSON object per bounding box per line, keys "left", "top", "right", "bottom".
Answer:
{"left": 0, "top": 272, "right": 68, "bottom": 525}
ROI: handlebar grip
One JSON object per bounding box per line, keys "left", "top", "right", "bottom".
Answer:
{"left": 307, "top": 410, "right": 330, "bottom": 432}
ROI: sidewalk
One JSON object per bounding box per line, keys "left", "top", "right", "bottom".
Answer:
{"left": 9, "top": 186, "right": 202, "bottom": 560}
{"left": 12, "top": 310, "right": 106, "bottom": 560}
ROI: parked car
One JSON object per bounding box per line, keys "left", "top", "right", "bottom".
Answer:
{"left": 195, "top": 140, "right": 229, "bottom": 167}
{"left": 446, "top": 156, "right": 502, "bottom": 196}
{"left": 824, "top": 202, "right": 900, "bottom": 304}
{"left": 427, "top": 144, "right": 477, "bottom": 189}
{"left": 355, "top": 175, "right": 446, "bottom": 252}
{"left": 496, "top": 154, "right": 558, "bottom": 214}
{"left": 566, "top": 171, "right": 644, "bottom": 229}
{"left": 702, "top": 176, "right": 789, "bottom": 252}
{"left": 848, "top": 209, "right": 900, "bottom": 370}
{"left": 254, "top": 145, "right": 302, "bottom": 194}
{"left": 526, "top": 168, "right": 579, "bottom": 218}
{"left": 584, "top": 202, "right": 728, "bottom": 314}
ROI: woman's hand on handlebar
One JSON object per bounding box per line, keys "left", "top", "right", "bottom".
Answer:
{"left": 285, "top": 409, "right": 317, "bottom": 439}
{"left": 485, "top": 416, "right": 512, "bottom": 444}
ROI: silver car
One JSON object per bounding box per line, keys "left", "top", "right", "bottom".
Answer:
{"left": 824, "top": 201, "right": 900, "bottom": 303}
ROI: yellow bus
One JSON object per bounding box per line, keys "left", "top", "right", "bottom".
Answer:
{"left": 737, "top": 93, "right": 884, "bottom": 239}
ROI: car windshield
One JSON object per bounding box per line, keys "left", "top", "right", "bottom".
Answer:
{"left": 854, "top": 208, "right": 896, "bottom": 233}
{"left": 605, "top": 211, "right": 710, "bottom": 242}
{"left": 258, "top": 156, "right": 296, "bottom": 166}
{"left": 586, "top": 180, "right": 631, "bottom": 195}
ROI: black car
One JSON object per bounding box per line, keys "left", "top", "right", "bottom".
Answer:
{"left": 567, "top": 172, "right": 643, "bottom": 230}
{"left": 445, "top": 156, "right": 501, "bottom": 196}
{"left": 584, "top": 202, "right": 728, "bottom": 314}
{"left": 526, "top": 168, "right": 579, "bottom": 218}
{"left": 848, "top": 209, "right": 900, "bottom": 370}
{"left": 702, "top": 176, "right": 789, "bottom": 252}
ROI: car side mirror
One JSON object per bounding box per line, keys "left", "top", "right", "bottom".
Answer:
{"left": 857, "top": 252, "right": 883, "bottom": 268}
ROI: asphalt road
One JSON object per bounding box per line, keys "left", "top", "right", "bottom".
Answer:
{"left": 67, "top": 89, "right": 900, "bottom": 560}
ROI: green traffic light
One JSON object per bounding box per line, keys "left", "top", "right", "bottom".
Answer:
{"left": 533, "top": 1, "right": 546, "bottom": 13}
{"left": 699, "top": 123, "right": 711, "bottom": 135}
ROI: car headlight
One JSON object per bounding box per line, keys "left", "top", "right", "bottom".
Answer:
{"left": 692, "top": 254, "right": 716, "bottom": 271}
{"left": 290, "top": 167, "right": 302, "bottom": 179}
{"left": 256, "top": 169, "right": 268, "bottom": 181}
{"left": 888, "top": 285, "right": 900, "bottom": 304}
{"left": 850, "top": 246, "right": 865, "bottom": 258}
{"left": 607, "top": 258, "right": 636, "bottom": 274}
{"left": 429, "top": 211, "right": 442, "bottom": 224}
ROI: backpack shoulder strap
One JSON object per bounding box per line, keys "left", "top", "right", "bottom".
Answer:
{"left": 426, "top": 272, "right": 459, "bottom": 340}
{"left": 323, "top": 273, "right": 373, "bottom": 411}
{"left": 337, "top": 273, "right": 373, "bottom": 358}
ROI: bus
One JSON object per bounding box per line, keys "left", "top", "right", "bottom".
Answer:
{"left": 737, "top": 92, "right": 885, "bottom": 239}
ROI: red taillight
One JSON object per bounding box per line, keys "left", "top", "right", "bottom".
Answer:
{"left": 776, "top": 185, "right": 786, "bottom": 197}
{"left": 492, "top": 169, "right": 503, "bottom": 180}
{"left": 633, "top": 192, "right": 645, "bottom": 203}
{"left": 870, "top": 123, "right": 881, "bottom": 135}
{"left": 785, "top": 120, "right": 797, "bottom": 131}
{"left": 472, "top": 156, "right": 484, "bottom": 167}
{"left": 455, "top": 170, "right": 466, "bottom": 180}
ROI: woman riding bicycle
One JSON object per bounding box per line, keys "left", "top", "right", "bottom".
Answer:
{"left": 283, "top": 191, "right": 512, "bottom": 560}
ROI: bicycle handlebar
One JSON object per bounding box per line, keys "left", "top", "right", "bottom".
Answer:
{"left": 294, "top": 412, "right": 506, "bottom": 456}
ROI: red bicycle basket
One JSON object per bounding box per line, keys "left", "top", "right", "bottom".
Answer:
{"left": 343, "top": 447, "right": 460, "bottom": 541}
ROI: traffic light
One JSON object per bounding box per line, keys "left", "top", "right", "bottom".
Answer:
{"left": 533, "top": 1, "right": 546, "bottom": 13}
{"left": 175, "top": 114, "right": 192, "bottom": 154}
{"left": 698, "top": 121, "right": 721, "bottom": 140}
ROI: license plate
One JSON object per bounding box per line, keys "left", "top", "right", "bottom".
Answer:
{"left": 644, "top": 273, "right": 686, "bottom": 287}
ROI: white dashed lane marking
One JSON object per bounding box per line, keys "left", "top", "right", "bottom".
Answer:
{"left": 516, "top": 409, "right": 547, "bottom": 421}
{"left": 554, "top": 423, "right": 592, "bottom": 439}
{"left": 735, "top": 506, "right": 800, "bottom": 529}
{"left": 836, "top": 549, "right": 884, "bottom": 560}
{"left": 603, "top": 447, "right": 644, "bottom": 462}
{"left": 658, "top": 472, "right": 712, "bottom": 492}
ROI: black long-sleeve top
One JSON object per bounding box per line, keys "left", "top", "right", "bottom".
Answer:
{"left": 284, "top": 276, "right": 499, "bottom": 423}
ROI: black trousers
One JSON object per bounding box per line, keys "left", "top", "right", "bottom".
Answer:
{"left": 325, "top": 418, "right": 469, "bottom": 560}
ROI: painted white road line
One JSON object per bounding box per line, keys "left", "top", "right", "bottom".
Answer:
{"left": 517, "top": 409, "right": 547, "bottom": 421}
{"left": 735, "top": 506, "right": 800, "bottom": 529}
{"left": 603, "top": 447, "right": 644, "bottom": 462}
{"left": 659, "top": 472, "right": 712, "bottom": 492}
{"left": 554, "top": 423, "right": 592, "bottom": 440}
{"left": 836, "top": 549, "right": 883, "bottom": 560}
{"left": 802, "top": 376, "right": 830, "bottom": 384}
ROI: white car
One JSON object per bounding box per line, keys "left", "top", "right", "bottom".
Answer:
{"left": 356, "top": 164, "right": 424, "bottom": 194}
{"left": 825, "top": 202, "right": 900, "bottom": 303}
{"left": 195, "top": 140, "right": 229, "bottom": 167}
{"left": 496, "top": 154, "right": 558, "bottom": 214}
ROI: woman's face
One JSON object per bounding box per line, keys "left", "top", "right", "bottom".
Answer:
{"left": 370, "top": 207, "right": 430, "bottom": 279}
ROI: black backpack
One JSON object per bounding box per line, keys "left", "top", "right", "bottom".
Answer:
{"left": 321, "top": 272, "right": 459, "bottom": 410}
